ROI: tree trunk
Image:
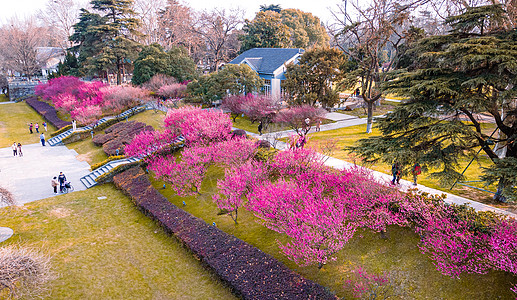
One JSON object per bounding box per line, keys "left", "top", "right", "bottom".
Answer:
{"left": 494, "top": 178, "right": 508, "bottom": 202}
{"left": 366, "top": 101, "right": 374, "bottom": 133}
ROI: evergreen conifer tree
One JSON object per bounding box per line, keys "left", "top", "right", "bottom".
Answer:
{"left": 349, "top": 5, "right": 517, "bottom": 201}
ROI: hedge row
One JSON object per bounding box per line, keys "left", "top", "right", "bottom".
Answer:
{"left": 113, "top": 167, "right": 337, "bottom": 300}
{"left": 50, "top": 124, "right": 72, "bottom": 137}
{"left": 90, "top": 155, "right": 126, "bottom": 171}
{"left": 93, "top": 121, "right": 153, "bottom": 156}
{"left": 25, "top": 97, "right": 71, "bottom": 129}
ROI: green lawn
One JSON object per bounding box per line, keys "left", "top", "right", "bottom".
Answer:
{"left": 150, "top": 163, "right": 516, "bottom": 299}
{"left": 0, "top": 102, "right": 57, "bottom": 148}
{"left": 342, "top": 100, "right": 400, "bottom": 118}
{"left": 128, "top": 109, "right": 166, "bottom": 131}
{"left": 0, "top": 184, "right": 236, "bottom": 299}
{"left": 0, "top": 94, "right": 9, "bottom": 102}
{"left": 66, "top": 137, "right": 108, "bottom": 166}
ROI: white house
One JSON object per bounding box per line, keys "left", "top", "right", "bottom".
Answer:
{"left": 36, "top": 47, "right": 65, "bottom": 77}
{"left": 228, "top": 48, "right": 304, "bottom": 100}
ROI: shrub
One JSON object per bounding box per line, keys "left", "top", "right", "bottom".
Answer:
{"left": 93, "top": 121, "right": 154, "bottom": 156}
{"left": 25, "top": 97, "right": 71, "bottom": 129}
{"left": 50, "top": 124, "right": 72, "bottom": 137}
{"left": 142, "top": 74, "right": 177, "bottom": 92}
{"left": 113, "top": 167, "right": 337, "bottom": 300}
{"left": 0, "top": 186, "right": 15, "bottom": 206}
{"left": 0, "top": 245, "right": 53, "bottom": 299}
{"left": 90, "top": 155, "right": 126, "bottom": 171}
{"left": 156, "top": 83, "right": 187, "bottom": 99}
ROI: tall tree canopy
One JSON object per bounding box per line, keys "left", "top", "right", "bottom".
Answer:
{"left": 132, "top": 43, "right": 197, "bottom": 85}
{"left": 187, "top": 64, "right": 263, "bottom": 104}
{"left": 70, "top": 0, "right": 142, "bottom": 84}
{"left": 349, "top": 5, "right": 517, "bottom": 202}
{"left": 284, "top": 47, "right": 344, "bottom": 108}
{"left": 240, "top": 9, "right": 329, "bottom": 52}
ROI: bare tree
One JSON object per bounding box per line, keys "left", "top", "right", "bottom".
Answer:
{"left": 192, "top": 8, "right": 244, "bottom": 72}
{"left": 38, "top": 0, "right": 81, "bottom": 49}
{"left": 0, "top": 245, "right": 54, "bottom": 299}
{"left": 329, "top": 0, "right": 421, "bottom": 133}
{"left": 133, "top": 0, "right": 166, "bottom": 45}
{"left": 157, "top": 0, "right": 201, "bottom": 55}
{"left": 0, "top": 187, "right": 15, "bottom": 207}
{"left": 0, "top": 18, "right": 49, "bottom": 78}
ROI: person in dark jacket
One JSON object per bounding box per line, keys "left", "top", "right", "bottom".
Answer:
{"left": 391, "top": 162, "right": 401, "bottom": 185}
{"left": 58, "top": 172, "right": 67, "bottom": 193}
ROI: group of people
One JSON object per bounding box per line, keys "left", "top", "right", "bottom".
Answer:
{"left": 391, "top": 162, "right": 421, "bottom": 186}
{"left": 11, "top": 142, "right": 23, "bottom": 157}
{"left": 28, "top": 122, "right": 47, "bottom": 134}
{"left": 51, "top": 172, "right": 68, "bottom": 194}
{"left": 28, "top": 122, "right": 47, "bottom": 146}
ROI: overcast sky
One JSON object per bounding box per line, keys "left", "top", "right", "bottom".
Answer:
{"left": 0, "top": 0, "right": 344, "bottom": 25}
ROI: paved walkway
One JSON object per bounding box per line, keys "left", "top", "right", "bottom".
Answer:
{"left": 0, "top": 143, "right": 90, "bottom": 205}
{"left": 238, "top": 115, "right": 516, "bottom": 218}
{"left": 0, "top": 227, "right": 13, "bottom": 243}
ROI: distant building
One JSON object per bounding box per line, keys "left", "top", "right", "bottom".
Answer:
{"left": 228, "top": 48, "right": 304, "bottom": 100}
{"left": 36, "top": 47, "right": 65, "bottom": 77}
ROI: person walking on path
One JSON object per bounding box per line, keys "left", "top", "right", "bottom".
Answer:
{"left": 316, "top": 118, "right": 322, "bottom": 132}
{"left": 72, "top": 120, "right": 77, "bottom": 132}
{"left": 58, "top": 172, "right": 67, "bottom": 193}
{"left": 258, "top": 121, "right": 263, "bottom": 136}
{"left": 43, "top": 122, "right": 47, "bottom": 132}
{"left": 305, "top": 117, "right": 310, "bottom": 131}
{"left": 29, "top": 123, "right": 33, "bottom": 134}
{"left": 391, "top": 162, "right": 401, "bottom": 185}
{"left": 51, "top": 177, "right": 59, "bottom": 194}
{"left": 411, "top": 163, "right": 422, "bottom": 186}
{"left": 40, "top": 133, "right": 46, "bottom": 146}
{"left": 17, "top": 143, "right": 23, "bottom": 157}
{"left": 11, "top": 142, "right": 17, "bottom": 156}
{"left": 35, "top": 123, "right": 39, "bottom": 133}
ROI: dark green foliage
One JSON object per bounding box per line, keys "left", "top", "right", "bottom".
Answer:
{"left": 259, "top": 4, "right": 282, "bottom": 13}
{"left": 349, "top": 5, "right": 517, "bottom": 201}
{"left": 132, "top": 43, "right": 197, "bottom": 85}
{"left": 186, "top": 64, "right": 263, "bottom": 104}
{"left": 49, "top": 52, "right": 81, "bottom": 79}
{"left": 240, "top": 9, "right": 329, "bottom": 52}
{"left": 240, "top": 11, "right": 291, "bottom": 52}
{"left": 283, "top": 47, "right": 344, "bottom": 108}
{"left": 70, "top": 0, "right": 142, "bottom": 84}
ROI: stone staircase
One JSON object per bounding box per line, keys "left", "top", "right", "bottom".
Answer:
{"left": 80, "top": 157, "right": 141, "bottom": 189}
{"left": 47, "top": 105, "right": 145, "bottom": 146}
{"left": 79, "top": 135, "right": 185, "bottom": 189}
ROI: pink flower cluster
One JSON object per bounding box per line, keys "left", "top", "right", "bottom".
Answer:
{"left": 36, "top": 76, "right": 149, "bottom": 125}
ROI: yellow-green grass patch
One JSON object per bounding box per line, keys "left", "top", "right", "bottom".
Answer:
{"left": 0, "top": 102, "right": 57, "bottom": 148}
{"left": 0, "top": 184, "right": 236, "bottom": 299}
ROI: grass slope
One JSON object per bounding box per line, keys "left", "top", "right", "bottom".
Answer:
{"left": 0, "top": 102, "right": 57, "bottom": 148}
{"left": 0, "top": 184, "right": 236, "bottom": 300}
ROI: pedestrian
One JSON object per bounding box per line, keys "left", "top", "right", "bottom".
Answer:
{"left": 305, "top": 117, "right": 310, "bottom": 131}
{"left": 29, "top": 123, "right": 33, "bottom": 134}
{"left": 17, "top": 143, "right": 23, "bottom": 157}
{"left": 391, "top": 162, "right": 401, "bottom": 185}
{"left": 72, "top": 120, "right": 77, "bottom": 132}
{"left": 51, "top": 177, "right": 59, "bottom": 194}
{"left": 411, "top": 162, "right": 422, "bottom": 186}
{"left": 258, "top": 121, "right": 263, "bottom": 136}
{"left": 316, "top": 118, "right": 322, "bottom": 132}
{"left": 40, "top": 133, "right": 46, "bottom": 146}
{"left": 58, "top": 172, "right": 67, "bottom": 193}
{"left": 35, "top": 123, "right": 39, "bottom": 133}
{"left": 11, "top": 142, "right": 17, "bottom": 156}
{"left": 43, "top": 122, "right": 47, "bottom": 132}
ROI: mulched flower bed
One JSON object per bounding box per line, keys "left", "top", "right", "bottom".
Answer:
{"left": 113, "top": 167, "right": 337, "bottom": 300}
{"left": 25, "top": 97, "right": 71, "bottom": 129}
{"left": 93, "top": 121, "right": 153, "bottom": 156}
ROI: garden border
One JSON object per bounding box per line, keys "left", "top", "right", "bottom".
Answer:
{"left": 113, "top": 166, "right": 337, "bottom": 300}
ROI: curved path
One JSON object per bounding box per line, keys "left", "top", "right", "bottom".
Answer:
{"left": 0, "top": 143, "right": 90, "bottom": 205}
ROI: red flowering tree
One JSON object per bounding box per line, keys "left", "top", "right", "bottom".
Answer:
{"left": 101, "top": 85, "right": 150, "bottom": 114}
{"left": 275, "top": 105, "right": 327, "bottom": 137}
{"left": 163, "top": 105, "right": 232, "bottom": 146}
{"left": 157, "top": 83, "right": 187, "bottom": 99}
{"left": 221, "top": 94, "right": 247, "bottom": 122}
